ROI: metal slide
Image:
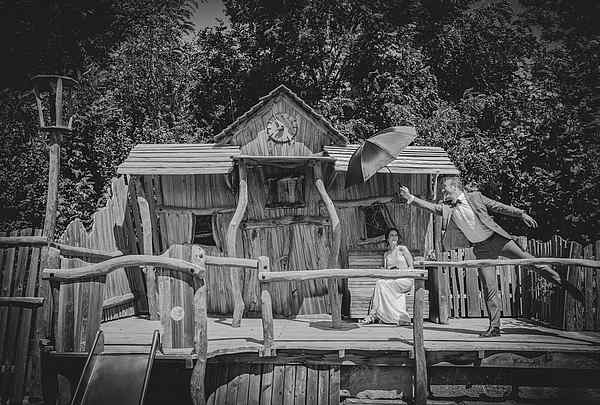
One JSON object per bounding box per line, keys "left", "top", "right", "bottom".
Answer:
{"left": 70, "top": 329, "right": 160, "bottom": 405}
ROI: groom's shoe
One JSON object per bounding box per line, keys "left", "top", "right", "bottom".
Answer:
{"left": 479, "top": 327, "right": 501, "bottom": 338}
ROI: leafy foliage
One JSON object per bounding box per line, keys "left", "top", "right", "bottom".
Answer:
{"left": 1, "top": 0, "right": 598, "bottom": 242}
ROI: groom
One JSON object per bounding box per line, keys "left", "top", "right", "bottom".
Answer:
{"left": 399, "top": 178, "right": 583, "bottom": 337}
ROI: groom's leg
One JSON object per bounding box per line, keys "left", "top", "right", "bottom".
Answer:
{"left": 499, "top": 239, "right": 584, "bottom": 303}
{"left": 498, "top": 240, "right": 561, "bottom": 284}
{"left": 473, "top": 237, "right": 502, "bottom": 329}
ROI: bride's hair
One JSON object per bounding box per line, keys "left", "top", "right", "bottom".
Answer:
{"left": 385, "top": 228, "right": 401, "bottom": 245}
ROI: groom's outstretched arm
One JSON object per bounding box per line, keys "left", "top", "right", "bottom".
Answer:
{"left": 478, "top": 193, "right": 539, "bottom": 228}
{"left": 398, "top": 186, "right": 443, "bottom": 215}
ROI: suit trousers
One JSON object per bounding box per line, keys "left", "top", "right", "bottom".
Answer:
{"left": 472, "top": 233, "right": 561, "bottom": 328}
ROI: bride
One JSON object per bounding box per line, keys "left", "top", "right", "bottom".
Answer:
{"left": 359, "top": 228, "right": 414, "bottom": 325}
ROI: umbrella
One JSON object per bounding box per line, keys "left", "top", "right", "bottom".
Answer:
{"left": 345, "top": 126, "right": 417, "bottom": 188}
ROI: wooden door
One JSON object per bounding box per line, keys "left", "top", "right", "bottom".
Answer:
{"left": 243, "top": 222, "right": 332, "bottom": 316}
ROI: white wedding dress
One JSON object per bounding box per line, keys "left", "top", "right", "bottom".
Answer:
{"left": 370, "top": 246, "right": 414, "bottom": 324}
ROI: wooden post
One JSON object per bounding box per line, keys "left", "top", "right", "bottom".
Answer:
{"left": 413, "top": 278, "right": 427, "bottom": 405}
{"left": 259, "top": 256, "right": 274, "bottom": 356}
{"left": 136, "top": 177, "right": 159, "bottom": 320}
{"left": 190, "top": 245, "right": 207, "bottom": 405}
{"left": 42, "top": 133, "right": 61, "bottom": 241}
{"left": 227, "top": 161, "right": 248, "bottom": 327}
{"left": 312, "top": 162, "right": 342, "bottom": 328}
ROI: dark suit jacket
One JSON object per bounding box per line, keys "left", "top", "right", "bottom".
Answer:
{"left": 410, "top": 191, "right": 524, "bottom": 250}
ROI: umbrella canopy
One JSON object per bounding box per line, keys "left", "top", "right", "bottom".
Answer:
{"left": 345, "top": 126, "right": 417, "bottom": 188}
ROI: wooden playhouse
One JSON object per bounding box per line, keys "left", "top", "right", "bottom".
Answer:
{"left": 117, "top": 84, "right": 459, "bottom": 322}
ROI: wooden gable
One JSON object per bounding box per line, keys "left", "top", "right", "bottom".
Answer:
{"left": 213, "top": 85, "right": 347, "bottom": 156}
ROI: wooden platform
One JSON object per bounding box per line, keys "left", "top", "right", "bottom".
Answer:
{"left": 96, "top": 316, "right": 600, "bottom": 365}
{"left": 46, "top": 316, "right": 600, "bottom": 404}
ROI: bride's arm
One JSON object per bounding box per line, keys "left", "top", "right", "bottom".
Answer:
{"left": 400, "top": 246, "right": 414, "bottom": 268}
{"left": 383, "top": 251, "right": 389, "bottom": 269}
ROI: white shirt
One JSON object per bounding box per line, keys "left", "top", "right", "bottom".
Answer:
{"left": 451, "top": 193, "right": 494, "bottom": 243}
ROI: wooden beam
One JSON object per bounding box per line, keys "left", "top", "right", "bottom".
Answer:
{"left": 204, "top": 255, "right": 258, "bottom": 269}
{"left": 190, "top": 245, "right": 207, "bottom": 405}
{"left": 156, "top": 206, "right": 235, "bottom": 215}
{"left": 259, "top": 256, "right": 274, "bottom": 357}
{"left": 227, "top": 161, "right": 248, "bottom": 328}
{"left": 102, "top": 293, "right": 134, "bottom": 309}
{"left": 313, "top": 162, "right": 342, "bottom": 328}
{"left": 326, "top": 195, "right": 396, "bottom": 209}
{"left": 136, "top": 178, "right": 160, "bottom": 320}
{"left": 42, "top": 255, "right": 205, "bottom": 281}
{"left": 242, "top": 216, "right": 330, "bottom": 230}
{"left": 417, "top": 258, "right": 600, "bottom": 269}
{"left": 43, "top": 126, "right": 61, "bottom": 242}
{"left": 234, "top": 155, "right": 336, "bottom": 163}
{"left": 355, "top": 235, "right": 386, "bottom": 246}
{"left": 56, "top": 243, "right": 123, "bottom": 260}
{"left": 259, "top": 269, "right": 428, "bottom": 282}
{"left": 0, "top": 236, "right": 123, "bottom": 260}
{"left": 0, "top": 297, "right": 44, "bottom": 307}
{"left": 413, "top": 278, "right": 427, "bottom": 405}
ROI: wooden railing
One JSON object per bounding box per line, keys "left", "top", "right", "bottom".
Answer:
{"left": 0, "top": 235, "right": 124, "bottom": 260}
{"left": 39, "top": 245, "right": 268, "bottom": 405}
{"left": 258, "top": 266, "right": 429, "bottom": 405}
{"left": 416, "top": 258, "right": 600, "bottom": 269}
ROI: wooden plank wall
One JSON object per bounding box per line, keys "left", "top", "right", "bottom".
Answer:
{"left": 206, "top": 362, "right": 339, "bottom": 405}
{"left": 150, "top": 171, "right": 433, "bottom": 317}
{"left": 59, "top": 177, "right": 147, "bottom": 321}
{"left": 0, "top": 229, "right": 44, "bottom": 403}
{"left": 439, "top": 235, "right": 600, "bottom": 331}
{"left": 228, "top": 93, "right": 338, "bottom": 156}
{"left": 146, "top": 174, "right": 239, "bottom": 314}
{"left": 55, "top": 258, "right": 104, "bottom": 352}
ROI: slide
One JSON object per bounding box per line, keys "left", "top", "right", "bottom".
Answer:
{"left": 70, "top": 329, "right": 160, "bottom": 405}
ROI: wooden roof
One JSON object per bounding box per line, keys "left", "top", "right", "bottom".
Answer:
{"left": 116, "top": 144, "right": 241, "bottom": 175}
{"left": 323, "top": 145, "right": 460, "bottom": 175}
{"left": 213, "top": 85, "right": 348, "bottom": 145}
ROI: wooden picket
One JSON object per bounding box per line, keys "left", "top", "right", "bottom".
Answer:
{"left": 0, "top": 229, "right": 45, "bottom": 404}
{"left": 59, "top": 177, "right": 147, "bottom": 321}
{"left": 440, "top": 235, "right": 600, "bottom": 330}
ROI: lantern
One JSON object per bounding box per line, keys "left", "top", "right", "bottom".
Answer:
{"left": 32, "top": 74, "right": 78, "bottom": 132}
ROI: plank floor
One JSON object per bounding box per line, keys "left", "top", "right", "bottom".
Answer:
{"left": 100, "top": 316, "right": 600, "bottom": 358}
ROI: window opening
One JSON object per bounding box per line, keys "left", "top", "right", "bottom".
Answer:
{"left": 192, "top": 215, "right": 216, "bottom": 246}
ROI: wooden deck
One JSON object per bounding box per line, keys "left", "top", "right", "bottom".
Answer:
{"left": 98, "top": 316, "right": 600, "bottom": 363}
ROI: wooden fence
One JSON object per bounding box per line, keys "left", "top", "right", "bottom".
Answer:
{"left": 0, "top": 229, "right": 45, "bottom": 404}
{"left": 434, "top": 235, "right": 599, "bottom": 330}
{"left": 59, "top": 177, "right": 147, "bottom": 321}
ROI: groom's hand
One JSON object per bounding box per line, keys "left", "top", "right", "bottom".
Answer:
{"left": 398, "top": 186, "right": 411, "bottom": 200}
{"left": 521, "top": 212, "right": 538, "bottom": 228}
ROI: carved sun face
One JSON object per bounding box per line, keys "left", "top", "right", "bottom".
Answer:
{"left": 266, "top": 112, "right": 298, "bottom": 143}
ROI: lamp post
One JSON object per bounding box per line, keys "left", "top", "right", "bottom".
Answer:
{"left": 32, "top": 74, "right": 78, "bottom": 241}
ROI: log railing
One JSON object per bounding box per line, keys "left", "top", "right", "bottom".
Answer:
{"left": 258, "top": 266, "right": 429, "bottom": 405}
{"left": 416, "top": 258, "right": 600, "bottom": 269}
{"left": 40, "top": 246, "right": 268, "bottom": 405}
{"left": 0, "top": 235, "right": 123, "bottom": 260}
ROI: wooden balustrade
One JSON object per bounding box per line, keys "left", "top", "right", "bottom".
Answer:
{"left": 41, "top": 246, "right": 267, "bottom": 405}
{"left": 417, "top": 258, "right": 600, "bottom": 269}
{"left": 0, "top": 235, "right": 124, "bottom": 260}
{"left": 258, "top": 267, "right": 429, "bottom": 404}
